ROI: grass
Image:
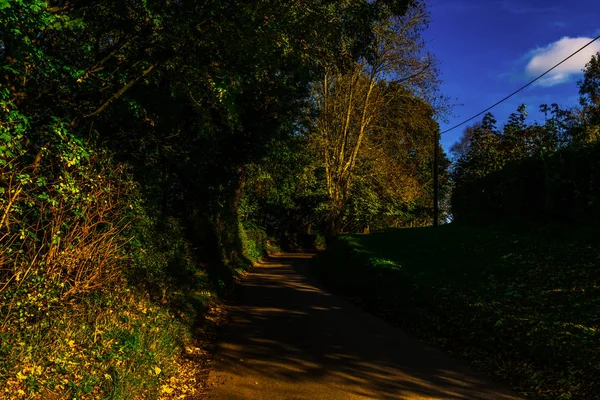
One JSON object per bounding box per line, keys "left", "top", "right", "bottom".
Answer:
{"left": 0, "top": 283, "right": 218, "bottom": 399}
{"left": 314, "top": 224, "right": 600, "bottom": 399}
{"left": 0, "top": 218, "right": 253, "bottom": 400}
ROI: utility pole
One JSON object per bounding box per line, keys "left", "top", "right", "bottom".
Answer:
{"left": 433, "top": 129, "right": 439, "bottom": 227}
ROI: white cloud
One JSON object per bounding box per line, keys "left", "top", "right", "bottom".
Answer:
{"left": 524, "top": 37, "right": 600, "bottom": 87}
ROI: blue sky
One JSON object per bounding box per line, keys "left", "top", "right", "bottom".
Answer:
{"left": 423, "top": 0, "right": 600, "bottom": 152}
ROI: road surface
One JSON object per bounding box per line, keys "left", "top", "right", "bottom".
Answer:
{"left": 207, "top": 253, "right": 521, "bottom": 400}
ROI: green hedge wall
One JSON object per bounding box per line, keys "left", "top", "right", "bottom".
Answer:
{"left": 452, "top": 142, "right": 600, "bottom": 226}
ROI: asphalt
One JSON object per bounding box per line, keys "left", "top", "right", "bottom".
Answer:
{"left": 206, "top": 253, "right": 522, "bottom": 400}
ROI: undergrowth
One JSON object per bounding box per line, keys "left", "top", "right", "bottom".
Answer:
{"left": 1, "top": 288, "right": 194, "bottom": 399}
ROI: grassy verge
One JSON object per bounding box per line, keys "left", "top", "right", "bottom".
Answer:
{"left": 314, "top": 224, "right": 600, "bottom": 399}
{"left": 0, "top": 214, "right": 247, "bottom": 400}
{"left": 1, "top": 284, "right": 219, "bottom": 399}
{"left": 1, "top": 206, "right": 253, "bottom": 400}
{"left": 0, "top": 194, "right": 239, "bottom": 400}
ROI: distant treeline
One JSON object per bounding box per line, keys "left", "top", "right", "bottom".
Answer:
{"left": 451, "top": 53, "right": 600, "bottom": 227}
{"left": 453, "top": 142, "right": 600, "bottom": 226}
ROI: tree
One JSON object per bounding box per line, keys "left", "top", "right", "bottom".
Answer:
{"left": 450, "top": 113, "right": 503, "bottom": 186}
{"left": 311, "top": 1, "right": 440, "bottom": 237}
{"left": 578, "top": 51, "right": 600, "bottom": 140}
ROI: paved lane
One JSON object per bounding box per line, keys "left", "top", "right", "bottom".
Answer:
{"left": 207, "top": 253, "right": 521, "bottom": 400}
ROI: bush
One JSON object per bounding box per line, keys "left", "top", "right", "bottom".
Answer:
{"left": 1, "top": 119, "right": 133, "bottom": 326}
{"left": 241, "top": 225, "right": 268, "bottom": 263}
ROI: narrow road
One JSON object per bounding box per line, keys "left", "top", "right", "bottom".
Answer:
{"left": 207, "top": 253, "right": 521, "bottom": 400}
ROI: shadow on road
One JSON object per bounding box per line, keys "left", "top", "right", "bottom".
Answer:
{"left": 207, "top": 253, "right": 521, "bottom": 400}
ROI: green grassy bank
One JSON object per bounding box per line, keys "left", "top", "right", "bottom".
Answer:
{"left": 314, "top": 224, "right": 600, "bottom": 399}
{"left": 1, "top": 224, "right": 264, "bottom": 400}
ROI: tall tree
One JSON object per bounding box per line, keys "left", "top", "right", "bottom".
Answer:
{"left": 311, "top": 1, "right": 440, "bottom": 236}
{"left": 450, "top": 114, "right": 502, "bottom": 185}
{"left": 578, "top": 51, "right": 600, "bottom": 140}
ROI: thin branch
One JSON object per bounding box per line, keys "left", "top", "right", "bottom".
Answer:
{"left": 84, "top": 63, "right": 156, "bottom": 119}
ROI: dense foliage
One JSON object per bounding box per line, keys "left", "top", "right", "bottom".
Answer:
{"left": 1, "top": 0, "right": 446, "bottom": 397}
{"left": 453, "top": 141, "right": 600, "bottom": 226}
{"left": 239, "top": 3, "right": 450, "bottom": 246}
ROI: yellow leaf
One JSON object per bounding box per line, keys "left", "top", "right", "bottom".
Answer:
{"left": 154, "top": 366, "right": 161, "bottom": 375}
{"left": 16, "top": 371, "right": 27, "bottom": 381}
{"left": 161, "top": 385, "right": 174, "bottom": 394}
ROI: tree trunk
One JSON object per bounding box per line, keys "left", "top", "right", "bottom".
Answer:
{"left": 231, "top": 166, "right": 246, "bottom": 216}
{"left": 325, "top": 214, "right": 342, "bottom": 247}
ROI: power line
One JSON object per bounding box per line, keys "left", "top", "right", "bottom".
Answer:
{"left": 441, "top": 34, "right": 600, "bottom": 135}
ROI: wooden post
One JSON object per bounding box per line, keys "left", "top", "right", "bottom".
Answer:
{"left": 433, "top": 129, "right": 440, "bottom": 227}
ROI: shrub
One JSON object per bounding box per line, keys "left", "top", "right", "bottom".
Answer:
{"left": 241, "top": 224, "right": 268, "bottom": 263}
{"left": 1, "top": 118, "right": 133, "bottom": 326}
